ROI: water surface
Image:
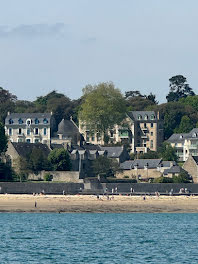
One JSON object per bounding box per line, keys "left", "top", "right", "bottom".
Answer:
{"left": 0, "top": 213, "right": 198, "bottom": 263}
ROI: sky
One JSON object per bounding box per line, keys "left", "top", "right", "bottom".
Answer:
{"left": 0, "top": 0, "right": 198, "bottom": 103}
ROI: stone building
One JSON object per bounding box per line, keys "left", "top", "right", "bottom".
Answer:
{"left": 167, "top": 128, "right": 198, "bottom": 161}
{"left": 79, "top": 111, "right": 164, "bottom": 154}
{"left": 117, "top": 159, "right": 176, "bottom": 181}
{"left": 183, "top": 155, "right": 198, "bottom": 183}
{"left": 5, "top": 112, "right": 56, "bottom": 144}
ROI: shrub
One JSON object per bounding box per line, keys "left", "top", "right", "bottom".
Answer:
{"left": 154, "top": 176, "right": 173, "bottom": 183}
{"left": 44, "top": 173, "right": 52, "bottom": 182}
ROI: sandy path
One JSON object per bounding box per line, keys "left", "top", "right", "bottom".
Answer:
{"left": 0, "top": 194, "right": 198, "bottom": 213}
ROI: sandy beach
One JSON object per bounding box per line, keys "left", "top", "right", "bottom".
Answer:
{"left": 0, "top": 194, "right": 198, "bottom": 213}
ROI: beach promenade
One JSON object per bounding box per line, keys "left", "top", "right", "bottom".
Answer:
{"left": 0, "top": 194, "right": 198, "bottom": 213}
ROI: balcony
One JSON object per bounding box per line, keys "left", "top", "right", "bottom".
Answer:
{"left": 118, "top": 130, "right": 129, "bottom": 139}
{"left": 189, "top": 145, "right": 198, "bottom": 149}
{"left": 141, "top": 135, "right": 148, "bottom": 139}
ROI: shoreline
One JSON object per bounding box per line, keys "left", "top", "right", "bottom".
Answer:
{"left": 0, "top": 194, "right": 198, "bottom": 213}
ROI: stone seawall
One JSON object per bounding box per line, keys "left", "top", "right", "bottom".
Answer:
{"left": 0, "top": 182, "right": 198, "bottom": 194}
{"left": 0, "top": 182, "right": 84, "bottom": 194}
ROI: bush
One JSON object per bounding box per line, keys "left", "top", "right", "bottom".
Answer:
{"left": 154, "top": 176, "right": 173, "bottom": 183}
{"left": 44, "top": 173, "right": 52, "bottom": 182}
{"left": 172, "top": 170, "right": 191, "bottom": 183}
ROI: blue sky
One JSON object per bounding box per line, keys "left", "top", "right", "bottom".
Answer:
{"left": 0, "top": 0, "right": 198, "bottom": 102}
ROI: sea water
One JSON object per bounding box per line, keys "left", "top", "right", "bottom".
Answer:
{"left": 0, "top": 213, "right": 198, "bottom": 264}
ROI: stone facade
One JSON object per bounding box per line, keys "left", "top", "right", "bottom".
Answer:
{"left": 183, "top": 156, "right": 198, "bottom": 183}
{"left": 79, "top": 111, "right": 163, "bottom": 154}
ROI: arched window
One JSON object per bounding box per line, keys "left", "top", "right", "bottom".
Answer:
{"left": 138, "top": 115, "right": 142, "bottom": 120}
{"left": 150, "top": 114, "right": 155, "bottom": 120}
{"left": 144, "top": 115, "right": 148, "bottom": 120}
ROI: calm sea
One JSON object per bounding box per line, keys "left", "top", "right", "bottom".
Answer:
{"left": 0, "top": 213, "right": 198, "bottom": 263}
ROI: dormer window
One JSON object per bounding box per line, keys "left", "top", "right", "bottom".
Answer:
{"left": 18, "top": 118, "right": 23, "bottom": 124}
{"left": 9, "top": 119, "right": 13, "bottom": 124}
{"left": 26, "top": 119, "right": 32, "bottom": 126}
{"left": 180, "top": 135, "right": 183, "bottom": 139}
{"left": 150, "top": 114, "right": 155, "bottom": 120}
{"left": 35, "top": 118, "right": 39, "bottom": 124}
{"left": 193, "top": 133, "right": 197, "bottom": 138}
{"left": 138, "top": 115, "right": 142, "bottom": 120}
{"left": 43, "top": 118, "right": 48, "bottom": 124}
{"left": 144, "top": 115, "right": 148, "bottom": 120}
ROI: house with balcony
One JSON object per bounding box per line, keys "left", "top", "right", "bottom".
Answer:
{"left": 5, "top": 112, "right": 56, "bottom": 144}
{"left": 167, "top": 128, "right": 198, "bottom": 161}
{"left": 79, "top": 111, "right": 164, "bottom": 154}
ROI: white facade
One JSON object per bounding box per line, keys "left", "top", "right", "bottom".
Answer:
{"left": 5, "top": 113, "right": 55, "bottom": 144}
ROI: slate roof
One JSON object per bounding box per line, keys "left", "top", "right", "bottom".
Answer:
{"left": 120, "top": 159, "right": 162, "bottom": 170}
{"left": 11, "top": 142, "right": 50, "bottom": 158}
{"left": 192, "top": 156, "right": 198, "bottom": 164}
{"left": 5, "top": 113, "right": 52, "bottom": 125}
{"left": 57, "top": 119, "right": 80, "bottom": 137}
{"left": 99, "top": 146, "right": 124, "bottom": 158}
{"left": 127, "top": 111, "right": 157, "bottom": 121}
{"left": 167, "top": 128, "right": 198, "bottom": 143}
{"left": 161, "top": 161, "right": 176, "bottom": 167}
{"left": 163, "top": 165, "right": 181, "bottom": 175}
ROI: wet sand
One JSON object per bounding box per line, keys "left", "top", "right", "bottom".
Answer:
{"left": 0, "top": 194, "right": 198, "bottom": 213}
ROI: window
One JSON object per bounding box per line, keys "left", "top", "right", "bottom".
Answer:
{"left": 151, "top": 123, "right": 153, "bottom": 128}
{"left": 91, "top": 136, "right": 95, "bottom": 141}
{"left": 43, "top": 128, "right": 47, "bottom": 135}
{"left": 151, "top": 132, "right": 153, "bottom": 136}
{"left": 144, "top": 123, "right": 147, "bottom": 128}
{"left": 9, "top": 119, "right": 13, "bottom": 124}
{"left": 144, "top": 115, "right": 148, "bottom": 120}
{"left": 35, "top": 128, "right": 39, "bottom": 135}
{"left": 110, "top": 131, "right": 114, "bottom": 138}
{"left": 26, "top": 139, "right": 31, "bottom": 143}
{"left": 35, "top": 139, "right": 39, "bottom": 143}
{"left": 27, "top": 129, "right": 30, "bottom": 135}
{"left": 18, "top": 118, "right": 23, "bottom": 124}
{"left": 138, "top": 115, "right": 142, "bottom": 120}
{"left": 9, "top": 128, "right": 12, "bottom": 136}
{"left": 150, "top": 140, "right": 153, "bottom": 149}
{"left": 26, "top": 118, "right": 32, "bottom": 126}
{"left": 18, "top": 128, "right": 22, "bottom": 135}
{"left": 35, "top": 118, "right": 39, "bottom": 124}
{"left": 18, "top": 138, "right": 23, "bottom": 142}
{"left": 150, "top": 114, "right": 155, "bottom": 120}
{"left": 43, "top": 118, "right": 48, "bottom": 124}
{"left": 86, "top": 136, "right": 90, "bottom": 142}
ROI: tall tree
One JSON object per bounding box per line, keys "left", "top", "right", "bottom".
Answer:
{"left": 0, "top": 87, "right": 17, "bottom": 122}
{"left": 166, "top": 75, "right": 195, "bottom": 102}
{"left": 79, "top": 82, "right": 126, "bottom": 143}
{"left": 0, "top": 122, "right": 8, "bottom": 154}
{"left": 48, "top": 148, "right": 71, "bottom": 171}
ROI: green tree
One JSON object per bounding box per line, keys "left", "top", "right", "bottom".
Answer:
{"left": 0, "top": 87, "right": 17, "bottom": 122}
{"left": 166, "top": 75, "right": 195, "bottom": 102}
{"left": 138, "top": 151, "right": 159, "bottom": 159}
{"left": 48, "top": 148, "right": 71, "bottom": 171}
{"left": 0, "top": 123, "right": 8, "bottom": 154}
{"left": 79, "top": 82, "right": 126, "bottom": 143}
{"left": 92, "top": 156, "right": 119, "bottom": 177}
{"left": 173, "top": 170, "right": 191, "bottom": 183}
{"left": 159, "top": 143, "right": 178, "bottom": 162}
{"left": 28, "top": 147, "right": 49, "bottom": 173}
{"left": 175, "top": 115, "right": 193, "bottom": 133}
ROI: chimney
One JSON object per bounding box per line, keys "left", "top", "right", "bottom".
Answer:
{"left": 157, "top": 111, "right": 160, "bottom": 120}
{"left": 7, "top": 111, "right": 10, "bottom": 116}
